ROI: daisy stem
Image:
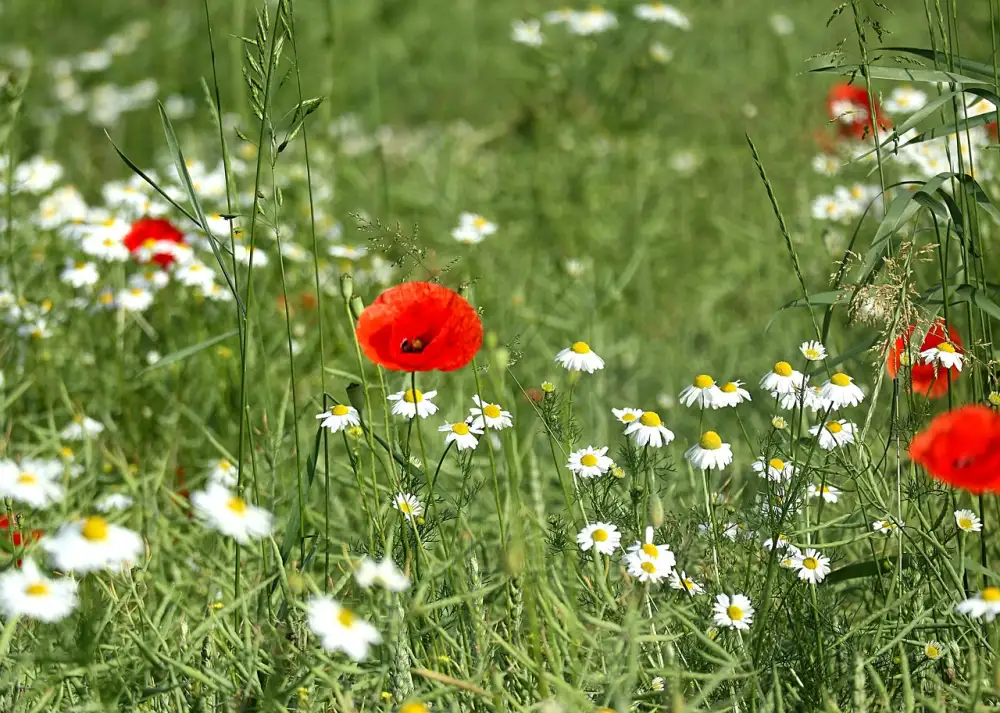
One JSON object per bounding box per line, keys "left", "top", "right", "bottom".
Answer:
{"left": 471, "top": 357, "right": 507, "bottom": 551}
{"left": 410, "top": 372, "right": 447, "bottom": 556}
{"left": 702, "top": 469, "right": 721, "bottom": 587}
{"left": 809, "top": 583, "right": 828, "bottom": 692}
{"left": 340, "top": 429, "right": 375, "bottom": 558}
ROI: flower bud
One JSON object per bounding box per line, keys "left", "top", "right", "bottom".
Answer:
{"left": 350, "top": 295, "right": 365, "bottom": 320}
{"left": 339, "top": 273, "right": 354, "bottom": 301}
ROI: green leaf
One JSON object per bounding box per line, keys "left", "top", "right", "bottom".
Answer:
{"left": 278, "top": 424, "right": 324, "bottom": 564}
{"left": 826, "top": 554, "right": 913, "bottom": 584}
{"left": 778, "top": 289, "right": 853, "bottom": 310}
{"left": 883, "top": 47, "right": 999, "bottom": 80}
{"left": 949, "top": 284, "right": 1000, "bottom": 322}
{"left": 137, "top": 329, "right": 239, "bottom": 377}
{"left": 811, "top": 63, "right": 988, "bottom": 86}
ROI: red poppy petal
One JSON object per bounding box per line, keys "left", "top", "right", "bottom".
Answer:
{"left": 910, "top": 405, "right": 1000, "bottom": 493}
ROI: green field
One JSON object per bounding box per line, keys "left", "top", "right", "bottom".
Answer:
{"left": 1, "top": 0, "right": 1000, "bottom": 710}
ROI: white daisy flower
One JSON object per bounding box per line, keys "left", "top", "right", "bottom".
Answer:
{"left": 94, "top": 289, "right": 117, "bottom": 311}
{"left": 791, "top": 548, "right": 832, "bottom": 584}
{"left": 802, "top": 385, "right": 831, "bottom": 413}
{"left": 387, "top": 389, "right": 438, "bottom": 420}
{"left": 811, "top": 194, "right": 846, "bottom": 222}
{"left": 626, "top": 552, "right": 670, "bottom": 583}
{"left": 807, "top": 483, "right": 841, "bottom": 503}
{"left": 649, "top": 41, "right": 673, "bottom": 63}
{"left": 393, "top": 493, "right": 423, "bottom": 521}
{"left": 451, "top": 212, "right": 497, "bottom": 244}
{"left": 306, "top": 595, "right": 381, "bottom": 661}
{"left": 811, "top": 153, "right": 841, "bottom": 176}
{"left": 612, "top": 407, "right": 643, "bottom": 424}
{"left": 315, "top": 404, "right": 361, "bottom": 433}
{"left": 0, "top": 458, "right": 64, "bottom": 509}
{"left": 13, "top": 157, "right": 63, "bottom": 194}
{"left": 921, "top": 342, "right": 964, "bottom": 371}
{"left": 712, "top": 593, "right": 754, "bottom": 630}
{"left": 173, "top": 261, "right": 216, "bottom": 291}
{"left": 885, "top": 86, "right": 928, "bottom": 114}
{"left": 924, "top": 641, "right": 944, "bottom": 660}
{"left": 208, "top": 458, "right": 238, "bottom": 487}
{"left": 872, "top": 518, "right": 903, "bottom": 535}
{"left": 60, "top": 261, "right": 99, "bottom": 289}
{"left": 623, "top": 411, "right": 674, "bottom": 448}
{"left": 566, "top": 446, "right": 614, "bottom": 479}
{"left": 0, "top": 558, "right": 77, "bottom": 622}
{"left": 81, "top": 229, "right": 130, "bottom": 263}
{"left": 651, "top": 676, "right": 666, "bottom": 692}
{"left": 42, "top": 516, "right": 144, "bottom": 573}
{"left": 355, "top": 556, "right": 409, "bottom": 592}
{"left": 769, "top": 12, "right": 794, "bottom": 35}
{"left": 956, "top": 587, "right": 1000, "bottom": 622}
{"left": 511, "top": 19, "right": 544, "bottom": 46}
{"left": 116, "top": 287, "right": 153, "bottom": 312}
{"left": 799, "top": 340, "right": 827, "bottom": 361}
{"left": 544, "top": 7, "right": 575, "bottom": 23}
{"left": 679, "top": 374, "right": 723, "bottom": 409}
{"left": 129, "top": 269, "right": 170, "bottom": 292}
{"left": 752, "top": 456, "right": 794, "bottom": 482}
{"left": 191, "top": 483, "right": 273, "bottom": 545}
{"left": 568, "top": 6, "right": 617, "bottom": 34}
{"left": 554, "top": 342, "right": 604, "bottom": 373}
{"left": 626, "top": 526, "right": 676, "bottom": 569}
{"left": 438, "top": 421, "right": 483, "bottom": 451}
{"left": 95, "top": 493, "right": 134, "bottom": 513}
{"left": 760, "top": 361, "right": 805, "bottom": 394}
{"left": 685, "top": 431, "right": 733, "bottom": 471}
{"left": 668, "top": 570, "right": 705, "bottom": 595}
{"left": 809, "top": 420, "right": 855, "bottom": 450}
{"left": 818, "top": 373, "right": 865, "bottom": 409}
{"left": 59, "top": 415, "right": 104, "bottom": 441}
{"left": 955, "top": 509, "right": 982, "bottom": 533}
{"left": 633, "top": 2, "right": 690, "bottom": 28}
{"left": 762, "top": 535, "right": 794, "bottom": 552}
{"left": 469, "top": 395, "right": 513, "bottom": 430}
{"left": 576, "top": 522, "right": 621, "bottom": 556}
{"left": 714, "top": 380, "right": 751, "bottom": 409}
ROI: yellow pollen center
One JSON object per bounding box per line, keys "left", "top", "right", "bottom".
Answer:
{"left": 825, "top": 421, "right": 843, "bottom": 434}
{"left": 227, "top": 496, "right": 248, "bottom": 515}
{"left": 398, "top": 502, "right": 412, "bottom": 514}
{"left": 337, "top": 608, "right": 356, "bottom": 628}
{"left": 16, "top": 473, "right": 37, "bottom": 485}
{"left": 641, "top": 561, "right": 656, "bottom": 573}
{"left": 25, "top": 582, "right": 48, "bottom": 597}
{"left": 399, "top": 705, "right": 430, "bottom": 713}
{"left": 571, "top": 341, "right": 591, "bottom": 354}
{"left": 580, "top": 454, "right": 599, "bottom": 467}
{"left": 592, "top": 528, "right": 608, "bottom": 542}
{"left": 699, "top": 431, "right": 723, "bottom": 450}
{"left": 642, "top": 543, "right": 659, "bottom": 557}
{"left": 805, "top": 348, "right": 820, "bottom": 358}
{"left": 483, "top": 405, "right": 502, "bottom": 418}
{"left": 331, "top": 404, "right": 350, "bottom": 416}
{"left": 774, "top": 361, "right": 793, "bottom": 377}
{"left": 683, "top": 578, "right": 694, "bottom": 590}
{"left": 102, "top": 238, "right": 116, "bottom": 247}
{"left": 926, "top": 645, "right": 940, "bottom": 658}
{"left": 100, "top": 292, "right": 114, "bottom": 304}
{"left": 622, "top": 412, "right": 637, "bottom": 422}
{"left": 130, "top": 288, "right": 143, "bottom": 297}
{"left": 727, "top": 605, "right": 744, "bottom": 621}
{"left": 802, "top": 557, "right": 819, "bottom": 570}
{"left": 403, "top": 389, "right": 423, "bottom": 404}
{"left": 639, "top": 411, "right": 661, "bottom": 427}
{"left": 721, "top": 382, "right": 738, "bottom": 393}
{"left": 693, "top": 374, "right": 714, "bottom": 389}
{"left": 938, "top": 342, "right": 956, "bottom": 353}
{"left": 830, "top": 373, "right": 851, "bottom": 387}
{"left": 983, "top": 587, "right": 1000, "bottom": 602}
{"left": 75, "top": 262, "right": 86, "bottom": 270}
{"left": 769, "top": 458, "right": 785, "bottom": 471}
{"left": 61, "top": 447, "right": 74, "bottom": 458}
{"left": 451, "top": 423, "right": 470, "bottom": 436}
{"left": 960, "top": 517, "right": 973, "bottom": 529}
{"left": 473, "top": 216, "right": 488, "bottom": 229}
{"left": 81, "top": 516, "right": 109, "bottom": 542}
{"left": 102, "top": 219, "right": 115, "bottom": 227}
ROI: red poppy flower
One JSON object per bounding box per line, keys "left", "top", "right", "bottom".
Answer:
{"left": 988, "top": 120, "right": 998, "bottom": 142}
{"left": 123, "top": 218, "right": 187, "bottom": 268}
{"left": 827, "top": 82, "right": 891, "bottom": 140}
{"left": 356, "top": 281, "right": 483, "bottom": 372}
{"left": 887, "top": 320, "right": 962, "bottom": 398}
{"left": 910, "top": 405, "right": 1000, "bottom": 493}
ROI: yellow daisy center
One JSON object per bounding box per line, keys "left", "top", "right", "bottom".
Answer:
{"left": 227, "top": 496, "right": 248, "bottom": 515}
{"left": 592, "top": 528, "right": 608, "bottom": 542}
{"left": 99, "top": 292, "right": 114, "bottom": 304}
{"left": 580, "top": 454, "right": 599, "bottom": 467}
{"left": 472, "top": 216, "right": 488, "bottom": 229}
{"left": 825, "top": 421, "right": 843, "bottom": 434}
{"left": 682, "top": 578, "right": 694, "bottom": 590}
{"left": 774, "top": 361, "right": 793, "bottom": 377}
{"left": 642, "top": 543, "right": 659, "bottom": 557}
{"left": 726, "top": 605, "right": 744, "bottom": 621}
{"left": 571, "top": 341, "right": 591, "bottom": 354}
{"left": 802, "top": 557, "right": 819, "bottom": 570}
{"left": 621, "top": 412, "right": 637, "bottom": 422}
{"left": 130, "top": 288, "right": 144, "bottom": 297}
{"left": 639, "top": 411, "right": 661, "bottom": 427}
{"left": 959, "top": 517, "right": 973, "bottom": 530}
{"left": 983, "top": 587, "right": 1000, "bottom": 602}
{"left": 102, "top": 238, "right": 116, "bottom": 247}
{"left": 483, "top": 404, "right": 502, "bottom": 419}
{"left": 451, "top": 423, "right": 470, "bottom": 436}
{"left": 25, "top": 582, "right": 49, "bottom": 597}
{"left": 75, "top": 262, "right": 86, "bottom": 270}
{"left": 805, "top": 348, "right": 820, "bottom": 359}
{"left": 337, "top": 607, "right": 356, "bottom": 628}
{"left": 17, "top": 473, "right": 37, "bottom": 485}
{"left": 102, "top": 218, "right": 115, "bottom": 227}
{"left": 830, "top": 373, "right": 851, "bottom": 387}
{"left": 768, "top": 458, "right": 785, "bottom": 471}
{"left": 641, "top": 561, "right": 656, "bottom": 573}
{"left": 926, "top": 644, "right": 940, "bottom": 659}
{"left": 938, "top": 342, "right": 956, "bottom": 354}
{"left": 721, "top": 382, "right": 738, "bottom": 393}
{"left": 398, "top": 501, "right": 413, "bottom": 514}
{"left": 699, "top": 431, "right": 723, "bottom": 450}
{"left": 403, "top": 389, "right": 423, "bottom": 404}
{"left": 399, "top": 704, "right": 430, "bottom": 713}
{"left": 61, "top": 447, "right": 74, "bottom": 459}
{"left": 331, "top": 404, "right": 350, "bottom": 416}
{"left": 693, "top": 374, "right": 714, "bottom": 389}
{"left": 81, "top": 516, "right": 109, "bottom": 542}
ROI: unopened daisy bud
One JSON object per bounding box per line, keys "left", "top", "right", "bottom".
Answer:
{"left": 494, "top": 347, "right": 510, "bottom": 370}
{"left": 485, "top": 330, "right": 499, "bottom": 349}
{"left": 541, "top": 381, "right": 555, "bottom": 393}
{"left": 989, "top": 391, "right": 1000, "bottom": 407}
{"left": 339, "top": 273, "right": 354, "bottom": 301}
{"left": 771, "top": 415, "right": 787, "bottom": 430}
{"left": 504, "top": 539, "right": 526, "bottom": 576}
{"left": 611, "top": 464, "right": 625, "bottom": 479}
{"left": 649, "top": 493, "right": 665, "bottom": 528}
{"left": 297, "top": 687, "right": 309, "bottom": 702}
{"left": 380, "top": 691, "right": 393, "bottom": 703}
{"left": 349, "top": 295, "right": 365, "bottom": 320}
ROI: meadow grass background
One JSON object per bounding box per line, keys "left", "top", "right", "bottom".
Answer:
{"left": 1, "top": 0, "right": 1000, "bottom": 710}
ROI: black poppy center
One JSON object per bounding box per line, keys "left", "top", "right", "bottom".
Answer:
{"left": 400, "top": 337, "right": 427, "bottom": 354}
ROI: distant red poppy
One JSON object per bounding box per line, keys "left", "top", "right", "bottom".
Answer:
{"left": 910, "top": 405, "right": 1000, "bottom": 493}
{"left": 988, "top": 121, "right": 998, "bottom": 142}
{"left": 123, "top": 218, "right": 187, "bottom": 268}
{"left": 887, "top": 320, "right": 962, "bottom": 399}
{"left": 827, "top": 82, "right": 891, "bottom": 140}
{"left": 356, "top": 281, "right": 483, "bottom": 372}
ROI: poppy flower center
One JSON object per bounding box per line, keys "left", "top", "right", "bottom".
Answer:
{"left": 721, "top": 382, "right": 738, "bottom": 393}
{"left": 483, "top": 404, "right": 502, "bottom": 419}
{"left": 938, "top": 342, "right": 956, "bottom": 354}
{"left": 774, "top": 361, "right": 793, "bottom": 377}
{"left": 337, "top": 608, "right": 356, "bottom": 628}
{"left": 401, "top": 337, "right": 426, "bottom": 353}
{"left": 699, "top": 431, "right": 723, "bottom": 450}
{"left": 802, "top": 557, "right": 819, "bottom": 570}
{"left": 983, "top": 587, "right": 1000, "bottom": 602}
{"left": 227, "top": 497, "right": 248, "bottom": 515}
{"left": 726, "top": 605, "right": 744, "bottom": 620}
{"left": 639, "top": 411, "right": 661, "bottom": 427}
{"left": 451, "top": 423, "right": 470, "bottom": 436}
{"left": 17, "top": 473, "right": 37, "bottom": 485}
{"left": 642, "top": 543, "right": 659, "bottom": 557}
{"left": 825, "top": 421, "right": 843, "bottom": 434}
{"left": 641, "top": 561, "right": 656, "bottom": 573}
{"left": 830, "top": 373, "right": 851, "bottom": 387}
{"left": 331, "top": 404, "right": 350, "bottom": 416}
{"left": 571, "top": 341, "right": 591, "bottom": 354}
{"left": 25, "top": 582, "right": 48, "bottom": 597}
{"left": 769, "top": 458, "right": 785, "bottom": 471}
{"left": 580, "top": 454, "right": 599, "bottom": 467}
{"left": 403, "top": 389, "right": 423, "bottom": 404}
{"left": 591, "top": 528, "right": 608, "bottom": 542}
{"left": 694, "top": 374, "right": 714, "bottom": 389}
{"left": 81, "top": 516, "right": 109, "bottom": 542}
